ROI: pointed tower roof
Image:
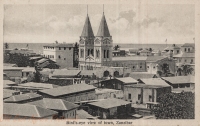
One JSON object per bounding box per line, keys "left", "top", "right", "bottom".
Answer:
{"left": 96, "top": 14, "right": 111, "bottom": 37}
{"left": 81, "top": 15, "right": 94, "bottom": 37}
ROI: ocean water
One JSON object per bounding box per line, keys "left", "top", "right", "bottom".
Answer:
{"left": 6, "top": 43, "right": 183, "bottom": 54}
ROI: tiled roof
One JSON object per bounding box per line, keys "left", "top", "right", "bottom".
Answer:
{"left": 95, "top": 88, "right": 121, "bottom": 94}
{"left": 76, "top": 109, "right": 94, "bottom": 119}
{"left": 28, "top": 98, "right": 79, "bottom": 111}
{"left": 181, "top": 43, "right": 195, "bottom": 47}
{"left": 146, "top": 56, "right": 168, "bottom": 62}
{"left": 3, "top": 103, "right": 58, "bottom": 118}
{"left": 115, "top": 77, "right": 138, "bottom": 84}
{"left": 162, "top": 76, "right": 194, "bottom": 84}
{"left": 96, "top": 14, "right": 111, "bottom": 37}
{"left": 4, "top": 93, "right": 42, "bottom": 103}
{"left": 38, "top": 84, "right": 97, "bottom": 97}
{"left": 112, "top": 56, "right": 147, "bottom": 61}
{"left": 18, "top": 82, "right": 59, "bottom": 89}
{"left": 88, "top": 98, "right": 131, "bottom": 109}
{"left": 129, "top": 72, "right": 157, "bottom": 80}
{"left": 139, "top": 78, "right": 170, "bottom": 87}
{"left": 43, "top": 43, "right": 74, "bottom": 48}
{"left": 81, "top": 16, "right": 94, "bottom": 37}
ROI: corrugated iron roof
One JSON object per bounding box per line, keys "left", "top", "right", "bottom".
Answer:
{"left": 88, "top": 98, "right": 131, "bottom": 109}
{"left": 18, "top": 82, "right": 59, "bottom": 89}
{"left": 4, "top": 93, "right": 42, "bottom": 102}
{"left": 3, "top": 103, "right": 58, "bottom": 118}
{"left": 162, "top": 76, "right": 194, "bottom": 84}
{"left": 38, "top": 84, "right": 97, "bottom": 97}
{"left": 28, "top": 98, "right": 79, "bottom": 111}
{"left": 139, "top": 78, "right": 170, "bottom": 87}
{"left": 115, "top": 77, "right": 138, "bottom": 84}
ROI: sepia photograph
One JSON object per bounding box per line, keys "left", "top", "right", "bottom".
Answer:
{"left": 2, "top": 0, "right": 198, "bottom": 124}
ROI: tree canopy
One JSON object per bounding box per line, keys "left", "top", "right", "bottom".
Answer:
{"left": 152, "top": 92, "right": 194, "bottom": 119}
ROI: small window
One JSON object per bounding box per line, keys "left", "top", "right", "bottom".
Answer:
{"left": 64, "top": 47, "right": 66, "bottom": 50}
{"left": 59, "top": 47, "right": 61, "bottom": 50}
{"left": 185, "top": 59, "right": 187, "bottom": 62}
{"left": 185, "top": 48, "right": 187, "bottom": 52}
{"left": 64, "top": 58, "right": 66, "bottom": 60}
{"left": 138, "top": 94, "right": 141, "bottom": 100}
{"left": 149, "top": 95, "right": 152, "bottom": 101}
{"left": 69, "top": 47, "right": 71, "bottom": 50}
{"left": 177, "top": 50, "right": 179, "bottom": 53}
{"left": 133, "top": 66, "right": 135, "bottom": 69}
{"left": 188, "top": 48, "right": 190, "bottom": 52}
{"left": 128, "top": 93, "right": 131, "bottom": 99}
{"left": 147, "top": 66, "right": 149, "bottom": 68}
{"left": 58, "top": 55, "right": 61, "bottom": 59}
{"left": 140, "top": 66, "right": 142, "bottom": 69}
{"left": 153, "top": 66, "right": 155, "bottom": 69}
{"left": 191, "top": 59, "right": 193, "bottom": 63}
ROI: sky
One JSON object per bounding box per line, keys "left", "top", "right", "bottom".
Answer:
{"left": 3, "top": 4, "right": 195, "bottom": 44}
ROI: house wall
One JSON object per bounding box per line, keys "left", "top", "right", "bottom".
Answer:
{"left": 146, "top": 58, "right": 176, "bottom": 74}
{"left": 43, "top": 46, "right": 75, "bottom": 68}
{"left": 124, "top": 87, "right": 142, "bottom": 103}
{"left": 112, "top": 60, "right": 146, "bottom": 72}
{"left": 174, "top": 57, "right": 195, "bottom": 64}
{"left": 64, "top": 109, "right": 76, "bottom": 119}
{"left": 48, "top": 78, "right": 74, "bottom": 86}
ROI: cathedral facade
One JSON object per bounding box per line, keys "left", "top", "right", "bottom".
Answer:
{"left": 79, "top": 12, "right": 113, "bottom": 70}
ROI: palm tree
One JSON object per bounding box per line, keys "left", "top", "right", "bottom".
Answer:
{"left": 113, "top": 45, "right": 120, "bottom": 51}
{"left": 176, "top": 67, "right": 182, "bottom": 76}
{"left": 181, "top": 64, "right": 194, "bottom": 76}
{"left": 4, "top": 43, "right": 9, "bottom": 49}
{"left": 158, "top": 63, "right": 170, "bottom": 77}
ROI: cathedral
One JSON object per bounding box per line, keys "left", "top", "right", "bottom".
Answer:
{"left": 79, "top": 10, "right": 113, "bottom": 70}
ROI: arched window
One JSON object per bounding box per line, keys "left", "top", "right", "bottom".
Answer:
{"left": 80, "top": 49, "right": 84, "bottom": 58}
{"left": 96, "top": 50, "right": 99, "bottom": 58}
{"left": 91, "top": 49, "right": 93, "bottom": 56}
{"left": 88, "top": 49, "right": 90, "bottom": 56}
{"left": 107, "top": 50, "right": 109, "bottom": 58}
{"left": 104, "top": 50, "right": 106, "bottom": 58}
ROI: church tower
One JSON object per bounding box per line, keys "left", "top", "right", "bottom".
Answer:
{"left": 79, "top": 7, "right": 95, "bottom": 70}
{"left": 94, "top": 7, "right": 113, "bottom": 67}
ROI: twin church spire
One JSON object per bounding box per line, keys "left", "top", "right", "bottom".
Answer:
{"left": 81, "top": 5, "right": 111, "bottom": 37}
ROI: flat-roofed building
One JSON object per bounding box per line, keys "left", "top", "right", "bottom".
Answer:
{"left": 99, "top": 77, "right": 138, "bottom": 91}
{"left": 38, "top": 84, "right": 97, "bottom": 103}
{"left": 112, "top": 56, "right": 147, "bottom": 72}
{"left": 43, "top": 43, "right": 78, "bottom": 68}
